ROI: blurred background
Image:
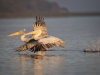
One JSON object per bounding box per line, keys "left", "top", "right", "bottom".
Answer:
{"left": 0, "top": 0, "right": 100, "bottom": 75}
{"left": 0, "top": 0, "right": 100, "bottom": 18}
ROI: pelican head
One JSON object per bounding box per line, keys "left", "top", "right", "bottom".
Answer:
{"left": 8, "top": 29, "right": 26, "bottom": 36}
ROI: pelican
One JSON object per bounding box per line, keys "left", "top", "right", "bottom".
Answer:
{"left": 8, "top": 16, "right": 47, "bottom": 43}
{"left": 8, "top": 16, "right": 66, "bottom": 54}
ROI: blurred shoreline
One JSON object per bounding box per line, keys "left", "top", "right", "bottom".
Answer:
{"left": 0, "top": 12, "right": 100, "bottom": 18}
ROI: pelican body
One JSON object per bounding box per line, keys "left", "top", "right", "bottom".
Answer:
{"left": 16, "top": 30, "right": 65, "bottom": 53}
{"left": 8, "top": 16, "right": 66, "bottom": 53}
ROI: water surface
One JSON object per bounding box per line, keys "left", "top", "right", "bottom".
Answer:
{"left": 0, "top": 16, "right": 100, "bottom": 75}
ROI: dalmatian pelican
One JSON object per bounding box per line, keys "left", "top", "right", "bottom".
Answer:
{"left": 8, "top": 16, "right": 47, "bottom": 43}
{"left": 8, "top": 16, "right": 66, "bottom": 53}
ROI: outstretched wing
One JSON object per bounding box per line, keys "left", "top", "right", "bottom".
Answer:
{"left": 16, "top": 39, "right": 37, "bottom": 51}
{"left": 16, "top": 35, "right": 66, "bottom": 53}
{"left": 33, "top": 16, "right": 48, "bottom": 36}
{"left": 30, "top": 36, "right": 66, "bottom": 52}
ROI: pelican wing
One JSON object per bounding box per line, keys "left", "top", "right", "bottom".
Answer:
{"left": 30, "top": 36, "right": 65, "bottom": 52}
{"left": 16, "top": 38, "right": 46, "bottom": 52}
{"left": 16, "top": 39, "right": 37, "bottom": 51}
{"left": 16, "top": 35, "right": 65, "bottom": 53}
{"left": 33, "top": 16, "right": 47, "bottom": 36}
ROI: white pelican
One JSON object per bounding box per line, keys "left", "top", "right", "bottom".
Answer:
{"left": 8, "top": 16, "right": 66, "bottom": 53}
{"left": 8, "top": 16, "right": 47, "bottom": 43}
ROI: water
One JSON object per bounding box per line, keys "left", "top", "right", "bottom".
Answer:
{"left": 0, "top": 16, "right": 100, "bottom": 75}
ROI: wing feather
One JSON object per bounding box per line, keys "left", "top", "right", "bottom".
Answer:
{"left": 33, "top": 16, "right": 47, "bottom": 36}
{"left": 16, "top": 39, "right": 37, "bottom": 51}
{"left": 16, "top": 35, "right": 65, "bottom": 53}
{"left": 30, "top": 36, "right": 65, "bottom": 52}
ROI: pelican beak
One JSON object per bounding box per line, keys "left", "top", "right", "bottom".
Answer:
{"left": 8, "top": 30, "right": 24, "bottom": 36}
{"left": 25, "top": 31, "right": 37, "bottom": 35}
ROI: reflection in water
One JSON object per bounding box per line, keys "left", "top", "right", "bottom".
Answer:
{"left": 32, "top": 54, "right": 64, "bottom": 75}
{"left": 33, "top": 57, "right": 44, "bottom": 75}
{"left": 19, "top": 54, "right": 27, "bottom": 75}
{"left": 18, "top": 53, "right": 64, "bottom": 75}
{"left": 36, "top": 51, "right": 46, "bottom": 56}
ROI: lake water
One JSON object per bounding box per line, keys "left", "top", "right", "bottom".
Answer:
{"left": 0, "top": 16, "right": 100, "bottom": 75}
